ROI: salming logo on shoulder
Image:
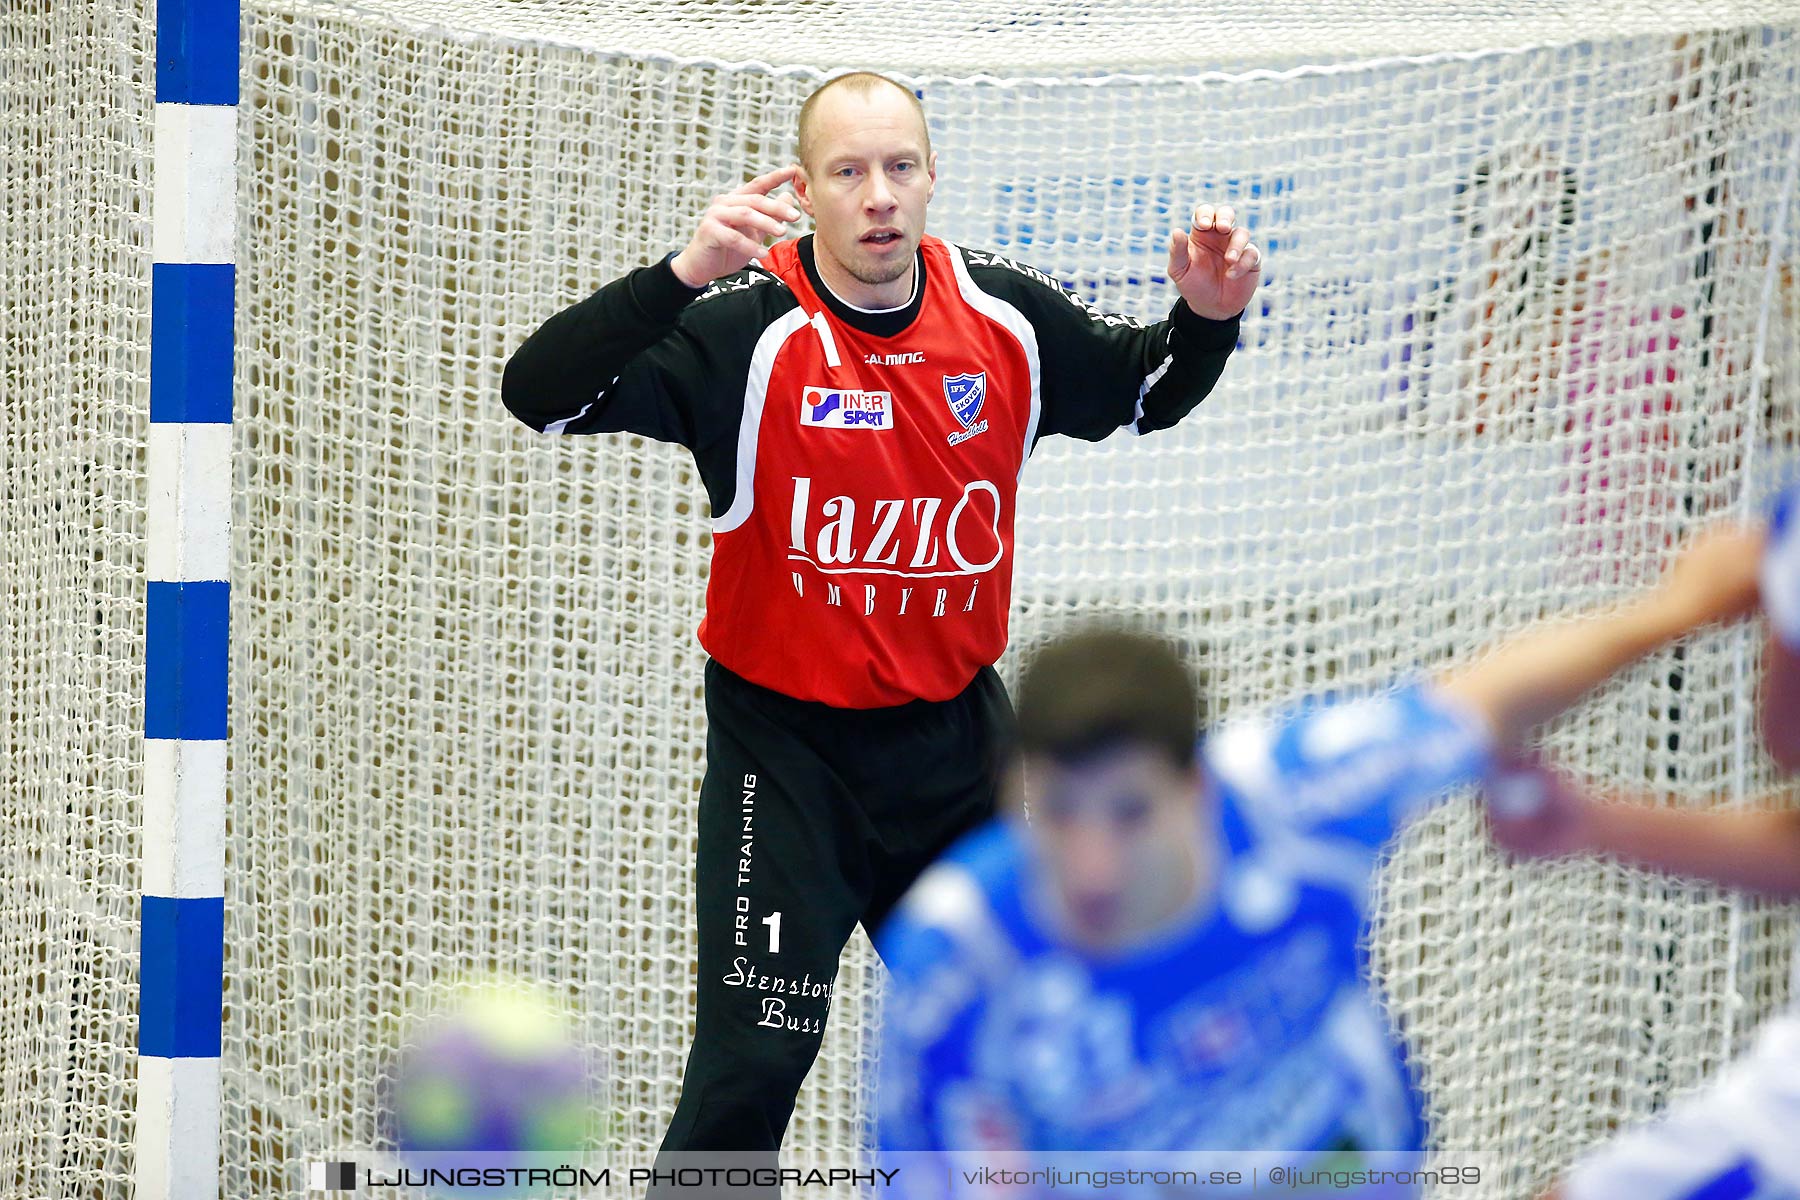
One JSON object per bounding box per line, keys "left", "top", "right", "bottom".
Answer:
{"left": 801, "top": 387, "right": 892, "bottom": 430}
{"left": 961, "top": 246, "right": 1146, "bottom": 329}
{"left": 1065, "top": 291, "right": 1147, "bottom": 329}
{"left": 696, "top": 267, "right": 780, "bottom": 304}
{"left": 961, "top": 247, "right": 1060, "bottom": 290}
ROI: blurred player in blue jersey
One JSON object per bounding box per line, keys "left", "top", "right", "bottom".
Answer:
{"left": 875, "top": 519, "right": 1768, "bottom": 1195}
{"left": 1491, "top": 483, "right": 1800, "bottom": 1200}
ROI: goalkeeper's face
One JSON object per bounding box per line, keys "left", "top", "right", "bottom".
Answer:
{"left": 1015, "top": 745, "right": 1209, "bottom": 952}
{"left": 796, "top": 86, "right": 936, "bottom": 295}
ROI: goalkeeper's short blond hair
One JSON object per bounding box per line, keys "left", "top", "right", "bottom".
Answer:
{"left": 797, "top": 72, "right": 930, "bottom": 168}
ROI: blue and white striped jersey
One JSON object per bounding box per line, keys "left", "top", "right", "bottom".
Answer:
{"left": 877, "top": 681, "right": 1491, "bottom": 1167}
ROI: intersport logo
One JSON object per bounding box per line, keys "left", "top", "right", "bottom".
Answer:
{"left": 801, "top": 386, "right": 893, "bottom": 430}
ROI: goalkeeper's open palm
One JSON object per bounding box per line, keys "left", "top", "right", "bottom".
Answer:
{"left": 1168, "top": 203, "right": 1261, "bottom": 320}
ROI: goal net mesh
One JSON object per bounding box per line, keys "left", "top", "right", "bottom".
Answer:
{"left": 6, "top": 2, "right": 1800, "bottom": 1196}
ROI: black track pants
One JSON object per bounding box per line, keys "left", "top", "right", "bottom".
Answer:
{"left": 655, "top": 657, "right": 1012, "bottom": 1170}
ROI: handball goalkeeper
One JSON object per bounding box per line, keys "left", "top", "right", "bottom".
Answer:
{"left": 501, "top": 70, "right": 1260, "bottom": 1169}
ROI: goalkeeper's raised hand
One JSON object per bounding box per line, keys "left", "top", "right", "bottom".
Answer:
{"left": 1168, "top": 201, "right": 1263, "bottom": 320}
{"left": 670, "top": 165, "right": 803, "bottom": 289}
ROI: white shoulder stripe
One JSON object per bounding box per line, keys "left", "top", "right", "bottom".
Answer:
{"left": 946, "top": 244, "right": 1041, "bottom": 476}
{"left": 808, "top": 310, "right": 843, "bottom": 367}
{"left": 712, "top": 307, "right": 813, "bottom": 534}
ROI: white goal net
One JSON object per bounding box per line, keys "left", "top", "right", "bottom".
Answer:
{"left": 6, "top": 2, "right": 1800, "bottom": 1197}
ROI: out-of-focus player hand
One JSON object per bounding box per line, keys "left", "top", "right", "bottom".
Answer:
{"left": 1168, "top": 202, "right": 1262, "bottom": 320}
{"left": 1656, "top": 523, "right": 1767, "bottom": 632}
{"left": 670, "top": 165, "right": 803, "bottom": 288}
{"left": 1761, "top": 484, "right": 1800, "bottom": 770}
{"left": 1483, "top": 753, "right": 1594, "bottom": 860}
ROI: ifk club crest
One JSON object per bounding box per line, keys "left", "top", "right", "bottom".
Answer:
{"left": 942, "top": 372, "right": 986, "bottom": 429}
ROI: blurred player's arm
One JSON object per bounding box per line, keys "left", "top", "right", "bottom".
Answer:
{"left": 963, "top": 203, "right": 1257, "bottom": 443}
{"left": 1208, "top": 680, "right": 1494, "bottom": 856}
{"left": 501, "top": 167, "right": 800, "bottom": 442}
{"left": 1489, "top": 757, "right": 1800, "bottom": 898}
{"left": 1760, "top": 483, "right": 1800, "bottom": 769}
{"left": 1219, "top": 523, "right": 1764, "bottom": 858}
{"left": 1547, "top": 791, "right": 1800, "bottom": 897}
{"left": 1490, "top": 485, "right": 1800, "bottom": 894}
{"left": 1763, "top": 629, "right": 1800, "bottom": 770}
{"left": 1437, "top": 524, "right": 1766, "bottom": 748}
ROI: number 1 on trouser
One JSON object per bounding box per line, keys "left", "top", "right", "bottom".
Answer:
{"left": 763, "top": 911, "right": 781, "bottom": 954}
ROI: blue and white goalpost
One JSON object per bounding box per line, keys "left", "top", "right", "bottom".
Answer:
{"left": 139, "top": 1, "right": 237, "bottom": 1196}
